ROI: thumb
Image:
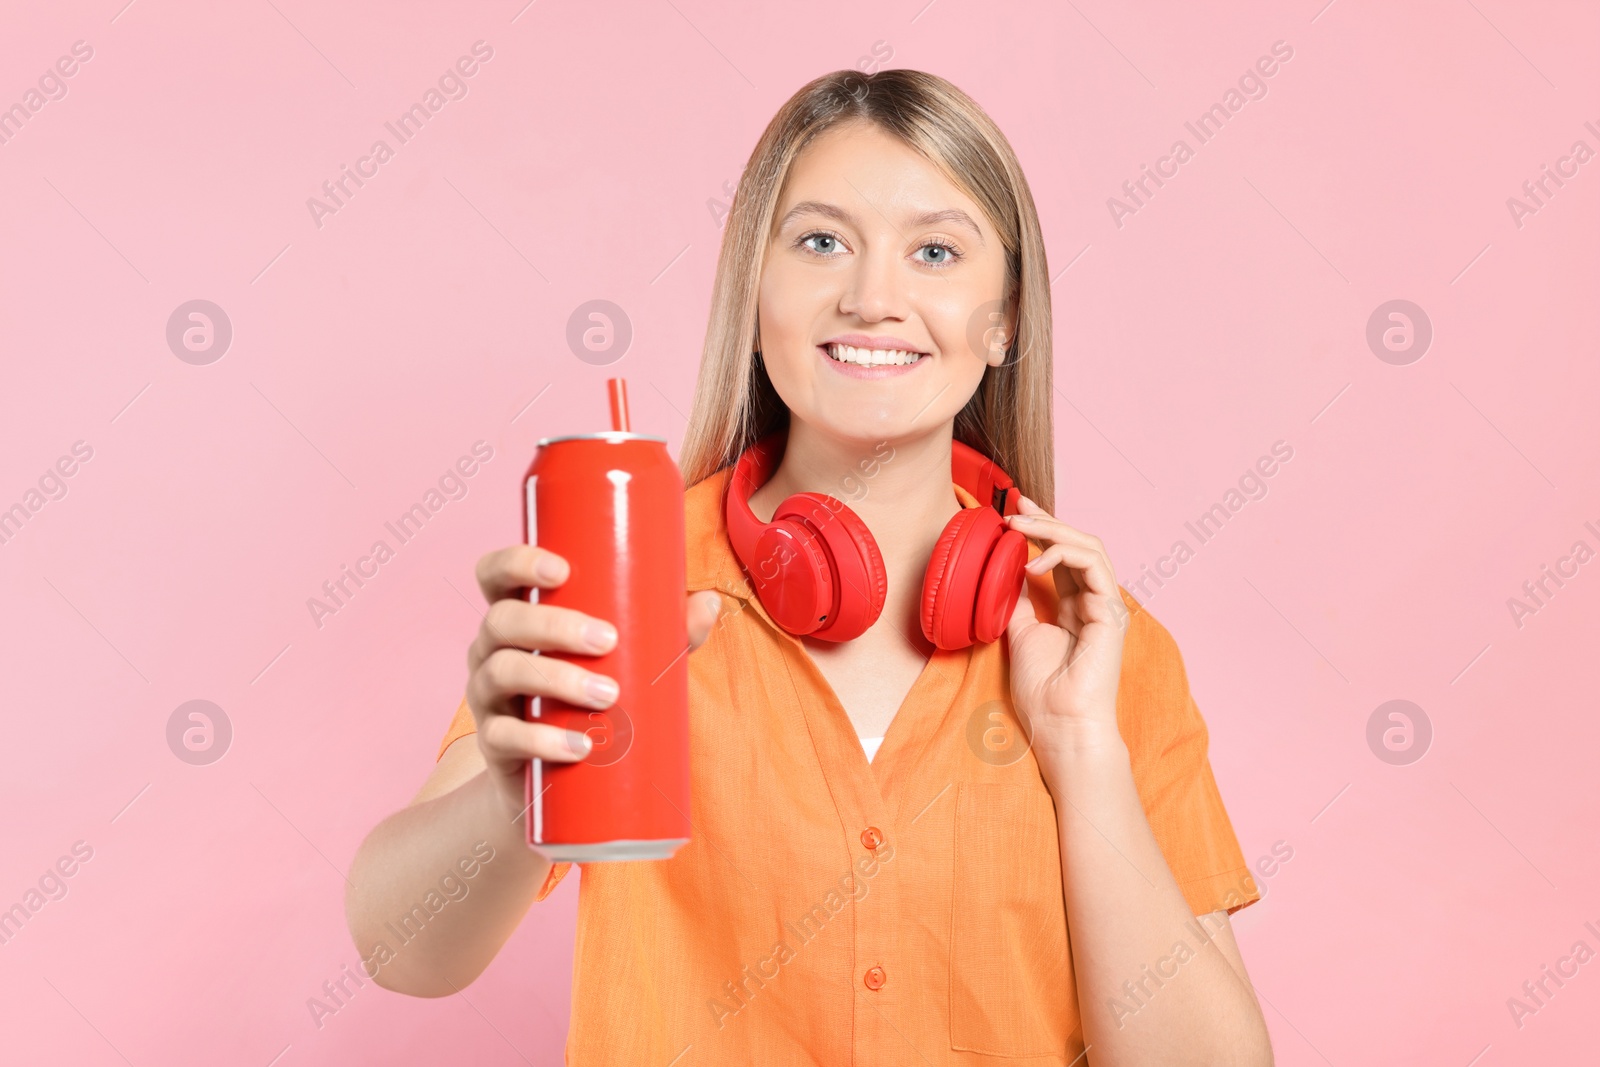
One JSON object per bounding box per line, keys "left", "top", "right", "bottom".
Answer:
{"left": 686, "top": 590, "right": 723, "bottom": 651}
{"left": 1005, "top": 573, "right": 1040, "bottom": 646}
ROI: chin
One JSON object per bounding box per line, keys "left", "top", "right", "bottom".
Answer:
{"left": 799, "top": 413, "right": 913, "bottom": 448}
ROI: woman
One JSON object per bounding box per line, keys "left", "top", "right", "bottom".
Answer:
{"left": 347, "top": 69, "right": 1273, "bottom": 1065}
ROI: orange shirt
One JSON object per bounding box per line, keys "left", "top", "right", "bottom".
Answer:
{"left": 436, "top": 464, "right": 1260, "bottom": 1064}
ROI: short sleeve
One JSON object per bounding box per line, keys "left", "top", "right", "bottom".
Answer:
{"left": 435, "top": 694, "right": 573, "bottom": 902}
{"left": 1116, "top": 591, "right": 1261, "bottom": 917}
{"left": 533, "top": 861, "right": 573, "bottom": 901}
{"left": 437, "top": 694, "right": 478, "bottom": 761}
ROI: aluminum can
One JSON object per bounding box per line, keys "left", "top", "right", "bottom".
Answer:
{"left": 522, "top": 431, "right": 691, "bottom": 860}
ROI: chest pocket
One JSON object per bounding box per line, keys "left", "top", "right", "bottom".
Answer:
{"left": 949, "top": 783, "right": 1077, "bottom": 1056}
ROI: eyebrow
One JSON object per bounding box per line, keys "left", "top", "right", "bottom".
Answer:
{"left": 776, "top": 200, "right": 987, "bottom": 247}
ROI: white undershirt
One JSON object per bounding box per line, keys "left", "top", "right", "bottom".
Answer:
{"left": 860, "top": 735, "right": 885, "bottom": 763}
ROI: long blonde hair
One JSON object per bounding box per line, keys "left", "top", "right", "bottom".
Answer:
{"left": 678, "top": 68, "right": 1056, "bottom": 513}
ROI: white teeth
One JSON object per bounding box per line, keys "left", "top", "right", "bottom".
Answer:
{"left": 825, "top": 343, "right": 923, "bottom": 366}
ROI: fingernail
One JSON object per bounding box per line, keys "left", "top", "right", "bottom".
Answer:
{"left": 536, "top": 555, "right": 568, "bottom": 582}
{"left": 583, "top": 620, "right": 617, "bottom": 652}
{"left": 1012, "top": 514, "right": 1036, "bottom": 524}
{"left": 584, "top": 675, "right": 619, "bottom": 706}
{"left": 564, "top": 729, "right": 592, "bottom": 755}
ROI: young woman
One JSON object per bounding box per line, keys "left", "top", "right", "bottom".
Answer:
{"left": 347, "top": 69, "right": 1273, "bottom": 1065}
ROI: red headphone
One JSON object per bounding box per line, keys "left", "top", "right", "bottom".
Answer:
{"left": 723, "top": 428, "right": 1030, "bottom": 649}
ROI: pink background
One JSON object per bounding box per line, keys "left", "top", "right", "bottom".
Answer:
{"left": 1, "top": 0, "right": 1596, "bottom": 1063}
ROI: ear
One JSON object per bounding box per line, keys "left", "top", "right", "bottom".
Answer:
{"left": 986, "top": 299, "right": 1020, "bottom": 369}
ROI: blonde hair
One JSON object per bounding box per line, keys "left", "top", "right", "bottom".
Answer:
{"left": 678, "top": 68, "right": 1056, "bottom": 513}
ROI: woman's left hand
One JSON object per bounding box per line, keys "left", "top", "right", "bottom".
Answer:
{"left": 1002, "top": 495, "right": 1130, "bottom": 759}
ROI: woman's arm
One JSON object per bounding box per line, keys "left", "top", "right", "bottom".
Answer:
{"left": 344, "top": 736, "right": 555, "bottom": 998}
{"left": 1001, "top": 497, "right": 1271, "bottom": 1064}
{"left": 1044, "top": 732, "right": 1272, "bottom": 1066}
{"left": 343, "top": 543, "right": 723, "bottom": 998}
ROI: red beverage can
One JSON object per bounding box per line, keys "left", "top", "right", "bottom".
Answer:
{"left": 521, "top": 412, "right": 691, "bottom": 861}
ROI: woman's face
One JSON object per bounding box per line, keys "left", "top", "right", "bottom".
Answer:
{"left": 757, "top": 120, "right": 1014, "bottom": 444}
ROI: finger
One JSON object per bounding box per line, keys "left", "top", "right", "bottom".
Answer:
{"left": 470, "top": 646, "right": 621, "bottom": 723}
{"left": 1007, "top": 509, "right": 1107, "bottom": 556}
{"left": 1027, "top": 545, "right": 1117, "bottom": 614}
{"left": 686, "top": 590, "right": 723, "bottom": 651}
{"left": 1023, "top": 541, "right": 1119, "bottom": 597}
{"left": 468, "top": 599, "right": 617, "bottom": 674}
{"left": 476, "top": 544, "right": 570, "bottom": 603}
{"left": 1010, "top": 495, "right": 1104, "bottom": 542}
{"left": 478, "top": 714, "right": 593, "bottom": 764}
{"left": 1008, "top": 518, "right": 1111, "bottom": 591}
{"left": 1006, "top": 573, "right": 1043, "bottom": 645}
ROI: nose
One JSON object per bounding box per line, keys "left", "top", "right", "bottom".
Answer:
{"left": 837, "top": 240, "right": 909, "bottom": 323}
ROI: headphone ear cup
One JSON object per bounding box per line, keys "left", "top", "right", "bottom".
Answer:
{"left": 972, "top": 528, "right": 1028, "bottom": 644}
{"left": 773, "top": 493, "right": 885, "bottom": 641}
{"left": 921, "top": 507, "right": 994, "bottom": 649}
{"left": 750, "top": 519, "right": 834, "bottom": 636}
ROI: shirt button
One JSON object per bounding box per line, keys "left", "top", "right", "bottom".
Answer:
{"left": 860, "top": 827, "right": 884, "bottom": 851}
{"left": 863, "top": 966, "right": 886, "bottom": 990}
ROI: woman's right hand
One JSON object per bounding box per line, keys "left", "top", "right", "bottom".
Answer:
{"left": 466, "top": 543, "right": 723, "bottom": 824}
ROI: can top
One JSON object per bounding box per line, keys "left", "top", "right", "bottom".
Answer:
{"left": 536, "top": 431, "right": 667, "bottom": 446}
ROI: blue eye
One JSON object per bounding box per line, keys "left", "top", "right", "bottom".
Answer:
{"left": 916, "top": 239, "right": 963, "bottom": 266}
{"left": 800, "top": 232, "right": 842, "bottom": 255}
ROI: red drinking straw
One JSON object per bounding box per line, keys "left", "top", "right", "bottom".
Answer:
{"left": 607, "top": 378, "right": 630, "bottom": 433}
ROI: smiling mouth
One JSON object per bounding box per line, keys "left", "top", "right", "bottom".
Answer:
{"left": 821, "top": 342, "right": 928, "bottom": 367}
